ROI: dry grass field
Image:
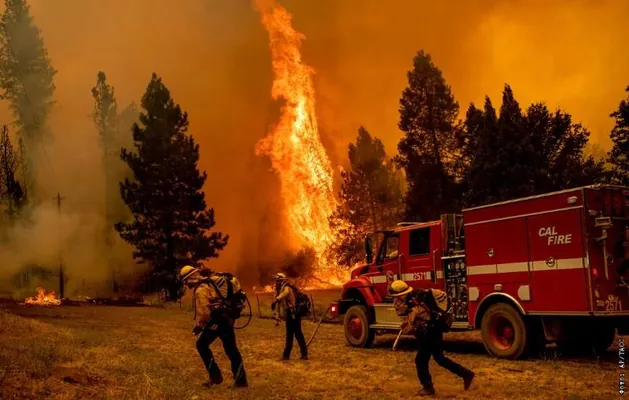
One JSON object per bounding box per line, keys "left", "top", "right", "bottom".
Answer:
{"left": 0, "top": 295, "right": 621, "bottom": 400}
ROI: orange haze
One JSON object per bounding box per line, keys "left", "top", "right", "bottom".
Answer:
{"left": 4, "top": 0, "right": 627, "bottom": 276}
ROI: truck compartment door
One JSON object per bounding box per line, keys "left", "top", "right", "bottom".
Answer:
{"left": 527, "top": 208, "right": 588, "bottom": 312}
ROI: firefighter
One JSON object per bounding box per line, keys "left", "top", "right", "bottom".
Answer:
{"left": 271, "top": 272, "right": 308, "bottom": 360}
{"left": 179, "top": 265, "right": 248, "bottom": 388}
{"left": 389, "top": 280, "right": 475, "bottom": 396}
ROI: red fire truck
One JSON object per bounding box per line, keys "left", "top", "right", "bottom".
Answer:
{"left": 329, "top": 184, "right": 629, "bottom": 359}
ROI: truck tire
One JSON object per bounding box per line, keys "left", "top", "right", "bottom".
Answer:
{"left": 481, "top": 303, "right": 530, "bottom": 360}
{"left": 344, "top": 305, "right": 375, "bottom": 348}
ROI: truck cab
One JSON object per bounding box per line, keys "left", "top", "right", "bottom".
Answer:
{"left": 329, "top": 215, "right": 466, "bottom": 348}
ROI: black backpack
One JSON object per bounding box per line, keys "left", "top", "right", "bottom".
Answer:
{"left": 202, "top": 272, "right": 247, "bottom": 320}
{"left": 285, "top": 283, "right": 312, "bottom": 318}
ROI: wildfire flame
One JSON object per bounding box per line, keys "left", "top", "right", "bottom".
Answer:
{"left": 255, "top": 0, "right": 349, "bottom": 287}
{"left": 24, "top": 287, "right": 62, "bottom": 306}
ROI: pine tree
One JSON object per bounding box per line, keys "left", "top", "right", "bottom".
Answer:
{"left": 462, "top": 96, "right": 500, "bottom": 206}
{"left": 495, "top": 85, "right": 536, "bottom": 200}
{"left": 608, "top": 86, "right": 629, "bottom": 185}
{"left": 116, "top": 73, "right": 228, "bottom": 300}
{"left": 525, "top": 103, "right": 607, "bottom": 191}
{"left": 329, "top": 127, "right": 404, "bottom": 267}
{"left": 464, "top": 86, "right": 607, "bottom": 207}
{"left": 0, "top": 0, "right": 56, "bottom": 193}
{"left": 394, "top": 50, "right": 461, "bottom": 221}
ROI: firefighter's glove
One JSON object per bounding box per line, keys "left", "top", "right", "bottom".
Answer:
{"left": 271, "top": 300, "right": 277, "bottom": 311}
{"left": 192, "top": 325, "right": 203, "bottom": 336}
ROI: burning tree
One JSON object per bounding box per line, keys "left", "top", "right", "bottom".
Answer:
{"left": 255, "top": 0, "right": 348, "bottom": 286}
{"left": 115, "top": 73, "right": 228, "bottom": 300}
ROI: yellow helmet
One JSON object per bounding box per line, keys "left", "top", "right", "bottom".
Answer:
{"left": 179, "top": 265, "right": 199, "bottom": 283}
{"left": 389, "top": 280, "right": 412, "bottom": 297}
{"left": 274, "top": 272, "right": 287, "bottom": 280}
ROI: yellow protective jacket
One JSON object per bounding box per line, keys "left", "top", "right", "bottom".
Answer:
{"left": 275, "top": 282, "right": 296, "bottom": 313}
{"left": 192, "top": 280, "right": 222, "bottom": 328}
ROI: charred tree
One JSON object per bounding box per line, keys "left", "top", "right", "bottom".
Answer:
{"left": 0, "top": 125, "right": 25, "bottom": 224}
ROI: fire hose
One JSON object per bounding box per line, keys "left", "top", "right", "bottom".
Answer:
{"left": 234, "top": 295, "right": 252, "bottom": 330}
{"left": 306, "top": 306, "right": 330, "bottom": 348}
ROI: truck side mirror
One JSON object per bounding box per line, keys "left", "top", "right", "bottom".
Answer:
{"left": 364, "top": 236, "right": 373, "bottom": 264}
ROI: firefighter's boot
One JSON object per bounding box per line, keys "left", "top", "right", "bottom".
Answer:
{"left": 418, "top": 385, "right": 436, "bottom": 397}
{"left": 202, "top": 375, "right": 223, "bottom": 389}
{"left": 463, "top": 371, "right": 475, "bottom": 390}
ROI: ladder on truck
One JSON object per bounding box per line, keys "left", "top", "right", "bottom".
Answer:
{"left": 441, "top": 214, "right": 472, "bottom": 329}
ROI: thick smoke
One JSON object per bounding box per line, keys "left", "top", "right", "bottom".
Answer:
{"left": 1, "top": 0, "right": 627, "bottom": 292}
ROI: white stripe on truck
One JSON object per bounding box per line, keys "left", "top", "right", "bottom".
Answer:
{"left": 367, "top": 257, "right": 586, "bottom": 283}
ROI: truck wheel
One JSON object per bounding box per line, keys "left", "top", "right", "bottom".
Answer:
{"left": 481, "top": 303, "right": 529, "bottom": 360}
{"left": 344, "top": 305, "right": 375, "bottom": 348}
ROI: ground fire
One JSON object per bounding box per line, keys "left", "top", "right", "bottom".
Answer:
{"left": 24, "top": 287, "right": 62, "bottom": 306}
{"left": 255, "top": 0, "right": 349, "bottom": 289}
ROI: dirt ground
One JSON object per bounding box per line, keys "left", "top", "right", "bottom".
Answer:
{"left": 0, "top": 300, "right": 622, "bottom": 400}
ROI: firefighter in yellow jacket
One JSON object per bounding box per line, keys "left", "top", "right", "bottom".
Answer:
{"left": 389, "top": 280, "right": 474, "bottom": 396}
{"left": 180, "top": 266, "right": 248, "bottom": 388}
{"left": 271, "top": 272, "right": 308, "bottom": 360}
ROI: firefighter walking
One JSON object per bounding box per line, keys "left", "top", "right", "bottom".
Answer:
{"left": 271, "top": 272, "right": 308, "bottom": 360}
{"left": 180, "top": 266, "right": 248, "bottom": 388}
{"left": 389, "top": 280, "right": 475, "bottom": 396}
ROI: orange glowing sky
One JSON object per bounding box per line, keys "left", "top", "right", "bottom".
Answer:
{"left": 3, "top": 0, "right": 627, "bottom": 271}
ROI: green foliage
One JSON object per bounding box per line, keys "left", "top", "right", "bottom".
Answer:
{"left": 608, "top": 86, "right": 629, "bottom": 185}
{"left": 0, "top": 0, "right": 56, "bottom": 193}
{"left": 329, "top": 127, "right": 403, "bottom": 267}
{"left": 394, "top": 50, "right": 462, "bottom": 221}
{"left": 115, "top": 73, "right": 228, "bottom": 300}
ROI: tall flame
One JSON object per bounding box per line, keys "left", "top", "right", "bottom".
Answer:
{"left": 255, "top": 0, "right": 338, "bottom": 271}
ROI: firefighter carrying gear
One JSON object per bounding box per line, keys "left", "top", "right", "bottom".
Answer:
{"left": 272, "top": 274, "right": 307, "bottom": 360}
{"left": 181, "top": 266, "right": 248, "bottom": 388}
{"left": 390, "top": 282, "right": 474, "bottom": 395}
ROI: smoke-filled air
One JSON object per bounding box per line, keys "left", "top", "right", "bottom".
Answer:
{"left": 1, "top": 0, "right": 629, "bottom": 298}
